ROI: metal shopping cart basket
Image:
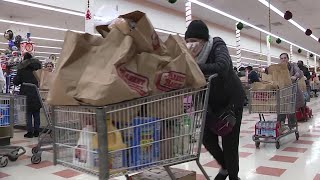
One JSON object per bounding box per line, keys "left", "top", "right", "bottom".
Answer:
{"left": 0, "top": 94, "right": 27, "bottom": 167}
{"left": 52, "top": 75, "right": 216, "bottom": 180}
{"left": 249, "top": 82, "right": 299, "bottom": 149}
{"left": 22, "top": 84, "right": 52, "bottom": 164}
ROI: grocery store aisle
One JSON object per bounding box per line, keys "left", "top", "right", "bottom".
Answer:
{"left": 2, "top": 99, "right": 320, "bottom": 180}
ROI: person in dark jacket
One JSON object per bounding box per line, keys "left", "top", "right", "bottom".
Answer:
{"left": 13, "top": 53, "right": 42, "bottom": 138}
{"left": 297, "top": 60, "right": 312, "bottom": 96}
{"left": 186, "top": 20, "right": 245, "bottom": 180}
{"left": 247, "top": 66, "right": 260, "bottom": 84}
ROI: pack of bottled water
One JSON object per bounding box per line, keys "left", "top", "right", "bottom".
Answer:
{"left": 255, "top": 121, "right": 279, "bottom": 137}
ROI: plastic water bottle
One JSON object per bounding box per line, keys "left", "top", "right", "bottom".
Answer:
{"left": 256, "top": 122, "right": 260, "bottom": 136}
{"left": 266, "top": 122, "right": 269, "bottom": 137}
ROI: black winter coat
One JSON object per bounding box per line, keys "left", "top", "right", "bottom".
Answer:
{"left": 198, "top": 37, "right": 245, "bottom": 116}
{"left": 13, "top": 58, "right": 42, "bottom": 112}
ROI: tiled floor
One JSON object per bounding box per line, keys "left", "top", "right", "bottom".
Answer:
{"left": 2, "top": 99, "right": 320, "bottom": 180}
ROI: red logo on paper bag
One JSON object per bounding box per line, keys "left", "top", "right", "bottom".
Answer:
{"left": 253, "top": 92, "right": 275, "bottom": 101}
{"left": 117, "top": 65, "right": 149, "bottom": 96}
{"left": 156, "top": 71, "right": 186, "bottom": 92}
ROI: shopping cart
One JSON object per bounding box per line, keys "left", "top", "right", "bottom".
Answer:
{"left": 22, "top": 84, "right": 52, "bottom": 164}
{"left": 52, "top": 75, "right": 216, "bottom": 180}
{"left": 0, "top": 94, "right": 27, "bottom": 167}
{"left": 249, "top": 83, "right": 299, "bottom": 149}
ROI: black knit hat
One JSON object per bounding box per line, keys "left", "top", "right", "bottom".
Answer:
{"left": 185, "top": 20, "right": 209, "bottom": 41}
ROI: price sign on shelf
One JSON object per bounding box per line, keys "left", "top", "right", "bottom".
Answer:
{"left": 20, "top": 41, "right": 35, "bottom": 56}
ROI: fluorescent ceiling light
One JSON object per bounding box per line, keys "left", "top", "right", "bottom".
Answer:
{"left": 29, "top": 36, "right": 63, "bottom": 42}
{"left": 0, "top": 32, "right": 63, "bottom": 42}
{"left": 154, "top": 29, "right": 176, "bottom": 35}
{"left": 35, "top": 55, "right": 59, "bottom": 59}
{"left": 189, "top": 0, "right": 320, "bottom": 57}
{"left": 36, "top": 51, "right": 60, "bottom": 55}
{"left": 35, "top": 45, "right": 62, "bottom": 50}
{"left": 0, "top": 19, "right": 84, "bottom": 34}
{"left": 2, "top": 0, "right": 83, "bottom": 17}
{"left": 258, "top": 0, "right": 319, "bottom": 46}
{"left": 0, "top": 42, "right": 62, "bottom": 50}
{"left": 258, "top": 0, "right": 284, "bottom": 17}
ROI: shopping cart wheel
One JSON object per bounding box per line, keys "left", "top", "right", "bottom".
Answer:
{"left": 0, "top": 156, "right": 8, "bottom": 167}
{"left": 32, "top": 147, "right": 39, "bottom": 154}
{"left": 31, "top": 154, "right": 41, "bottom": 164}
{"left": 295, "top": 132, "right": 300, "bottom": 140}
{"left": 276, "top": 141, "right": 280, "bottom": 149}
{"left": 8, "top": 151, "right": 18, "bottom": 162}
{"left": 255, "top": 142, "right": 260, "bottom": 148}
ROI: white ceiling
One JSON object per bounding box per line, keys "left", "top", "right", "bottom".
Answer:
{"left": 0, "top": 0, "right": 318, "bottom": 63}
{"left": 147, "top": 0, "right": 320, "bottom": 55}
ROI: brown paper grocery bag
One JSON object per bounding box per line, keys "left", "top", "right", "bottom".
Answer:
{"left": 261, "top": 73, "right": 272, "bottom": 83}
{"left": 39, "top": 70, "right": 55, "bottom": 90}
{"left": 96, "top": 11, "right": 167, "bottom": 55}
{"left": 268, "top": 64, "right": 292, "bottom": 89}
{"left": 298, "top": 78, "right": 307, "bottom": 92}
{"left": 47, "top": 31, "right": 109, "bottom": 105}
{"left": 163, "top": 35, "right": 206, "bottom": 90}
{"left": 33, "top": 70, "right": 41, "bottom": 83}
{"left": 251, "top": 81, "right": 278, "bottom": 91}
{"left": 74, "top": 28, "right": 142, "bottom": 106}
{"left": 250, "top": 82, "right": 278, "bottom": 113}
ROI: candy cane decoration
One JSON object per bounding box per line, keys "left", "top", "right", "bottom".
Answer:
{"left": 185, "top": 0, "right": 192, "bottom": 28}
{"left": 85, "top": 0, "right": 94, "bottom": 34}
{"left": 314, "top": 55, "right": 317, "bottom": 73}
{"left": 290, "top": 44, "right": 293, "bottom": 62}
{"left": 266, "top": 35, "right": 271, "bottom": 66}
{"left": 236, "top": 23, "right": 241, "bottom": 68}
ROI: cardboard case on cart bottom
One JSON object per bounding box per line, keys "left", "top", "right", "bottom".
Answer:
{"left": 128, "top": 167, "right": 196, "bottom": 180}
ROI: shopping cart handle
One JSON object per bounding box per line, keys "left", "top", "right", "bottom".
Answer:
{"left": 207, "top": 74, "right": 218, "bottom": 82}
{"left": 22, "top": 83, "right": 38, "bottom": 88}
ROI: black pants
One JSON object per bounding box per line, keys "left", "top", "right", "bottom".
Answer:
{"left": 203, "top": 108, "right": 243, "bottom": 179}
{"left": 26, "top": 110, "right": 40, "bottom": 132}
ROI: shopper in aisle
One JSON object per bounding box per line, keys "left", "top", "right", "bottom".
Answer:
{"left": 13, "top": 52, "right": 42, "bottom": 138}
{"left": 44, "top": 62, "right": 54, "bottom": 72}
{"left": 279, "top": 53, "right": 304, "bottom": 132}
{"left": 185, "top": 20, "right": 245, "bottom": 180}
{"left": 0, "top": 66, "right": 6, "bottom": 93}
{"left": 247, "top": 66, "right": 260, "bottom": 84}
{"left": 297, "top": 60, "right": 311, "bottom": 97}
{"left": 237, "top": 67, "right": 246, "bottom": 77}
{"left": 311, "top": 72, "right": 320, "bottom": 97}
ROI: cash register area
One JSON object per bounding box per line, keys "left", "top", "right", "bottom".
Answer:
{"left": 0, "top": 98, "right": 320, "bottom": 180}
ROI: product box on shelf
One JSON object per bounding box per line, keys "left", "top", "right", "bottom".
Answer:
{"left": 128, "top": 167, "right": 196, "bottom": 180}
{"left": 255, "top": 121, "right": 280, "bottom": 138}
{"left": 120, "top": 117, "right": 160, "bottom": 170}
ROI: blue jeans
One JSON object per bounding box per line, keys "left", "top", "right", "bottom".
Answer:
{"left": 27, "top": 110, "right": 40, "bottom": 132}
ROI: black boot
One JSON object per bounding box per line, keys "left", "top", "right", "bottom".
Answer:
{"left": 229, "top": 178, "right": 241, "bottom": 180}
{"left": 214, "top": 169, "right": 228, "bottom": 180}
{"left": 33, "top": 131, "right": 39, "bottom": 137}
{"left": 24, "top": 132, "right": 33, "bottom": 138}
